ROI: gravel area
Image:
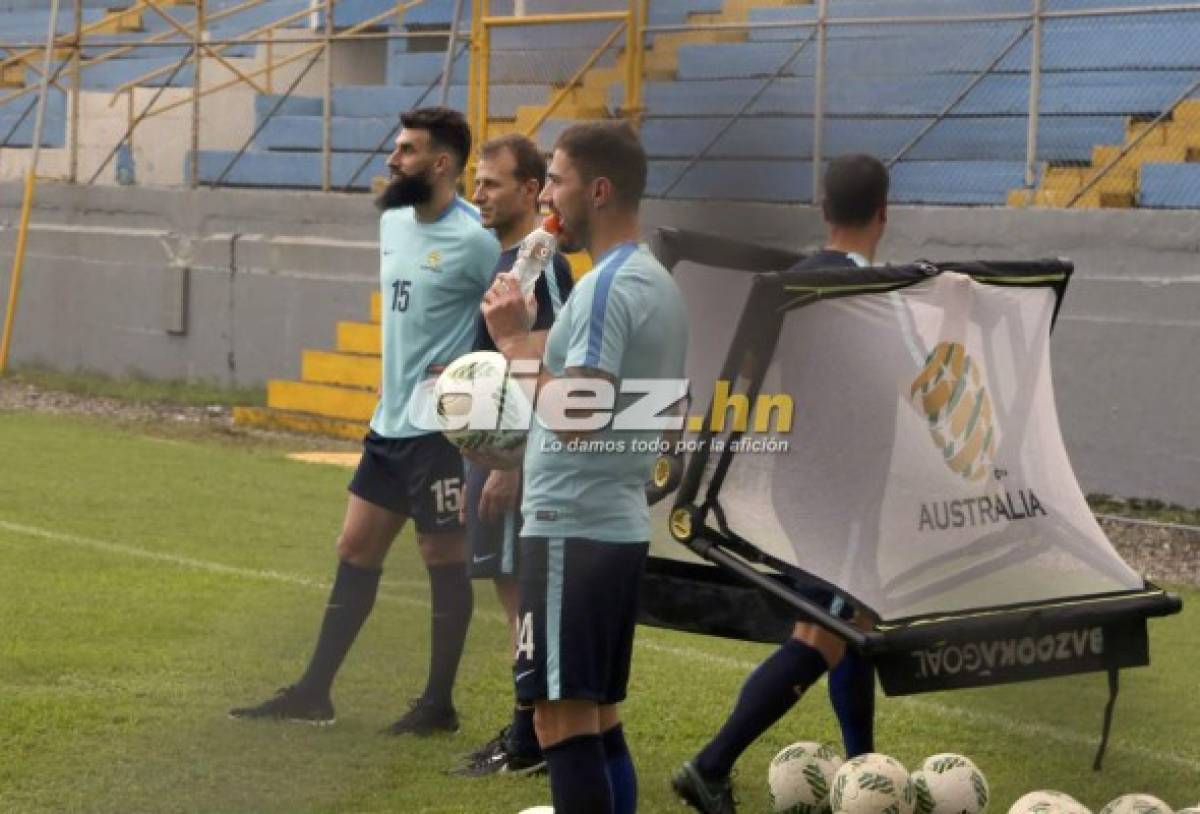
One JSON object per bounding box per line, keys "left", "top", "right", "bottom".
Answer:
{"left": 0, "top": 378, "right": 233, "bottom": 426}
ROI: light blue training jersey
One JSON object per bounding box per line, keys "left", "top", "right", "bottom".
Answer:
{"left": 521, "top": 242, "right": 689, "bottom": 543}
{"left": 370, "top": 198, "right": 501, "bottom": 439}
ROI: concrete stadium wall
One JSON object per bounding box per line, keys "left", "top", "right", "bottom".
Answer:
{"left": 1, "top": 181, "right": 1197, "bottom": 506}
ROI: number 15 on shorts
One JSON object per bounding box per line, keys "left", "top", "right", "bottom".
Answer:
{"left": 431, "top": 477, "right": 462, "bottom": 514}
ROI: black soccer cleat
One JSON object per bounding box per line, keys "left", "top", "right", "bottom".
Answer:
{"left": 383, "top": 697, "right": 460, "bottom": 736}
{"left": 458, "top": 726, "right": 510, "bottom": 766}
{"left": 671, "top": 760, "right": 737, "bottom": 814}
{"left": 228, "top": 685, "right": 335, "bottom": 725}
{"left": 449, "top": 733, "right": 546, "bottom": 778}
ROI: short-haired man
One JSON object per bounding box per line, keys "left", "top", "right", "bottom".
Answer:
{"left": 672, "top": 153, "right": 890, "bottom": 814}
{"left": 454, "top": 134, "right": 575, "bottom": 777}
{"left": 482, "top": 122, "right": 689, "bottom": 814}
{"left": 230, "top": 108, "right": 500, "bottom": 735}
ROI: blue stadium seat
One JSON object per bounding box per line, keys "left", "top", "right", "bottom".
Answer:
{"left": 637, "top": 115, "right": 1126, "bottom": 162}
{"left": 1139, "top": 164, "right": 1200, "bottom": 208}
{"left": 0, "top": 114, "right": 66, "bottom": 148}
{"left": 630, "top": 71, "right": 1194, "bottom": 117}
{"left": 257, "top": 114, "right": 395, "bottom": 152}
{"left": 645, "top": 158, "right": 1025, "bottom": 204}
{"left": 190, "top": 149, "right": 388, "bottom": 189}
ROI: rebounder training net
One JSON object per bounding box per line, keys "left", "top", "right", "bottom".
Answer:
{"left": 639, "top": 228, "right": 1180, "bottom": 767}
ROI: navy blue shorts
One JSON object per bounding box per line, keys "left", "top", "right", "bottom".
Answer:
{"left": 348, "top": 430, "right": 463, "bottom": 534}
{"left": 514, "top": 537, "right": 649, "bottom": 705}
{"left": 464, "top": 462, "right": 521, "bottom": 579}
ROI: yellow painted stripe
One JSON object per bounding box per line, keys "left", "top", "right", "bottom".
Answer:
{"left": 336, "top": 321, "right": 380, "bottom": 355}
{"left": 232, "top": 406, "right": 367, "bottom": 441}
{"left": 287, "top": 452, "right": 361, "bottom": 468}
{"left": 302, "top": 350, "right": 380, "bottom": 389}
{"left": 267, "top": 380, "right": 376, "bottom": 422}
{"left": 370, "top": 291, "right": 381, "bottom": 324}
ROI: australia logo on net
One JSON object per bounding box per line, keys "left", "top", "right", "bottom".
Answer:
{"left": 421, "top": 360, "right": 793, "bottom": 454}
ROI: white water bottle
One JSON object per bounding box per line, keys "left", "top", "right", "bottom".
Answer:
{"left": 511, "top": 214, "right": 562, "bottom": 302}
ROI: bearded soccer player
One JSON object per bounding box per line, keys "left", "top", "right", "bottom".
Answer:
{"left": 453, "top": 133, "right": 574, "bottom": 777}
{"left": 672, "top": 154, "right": 890, "bottom": 814}
{"left": 229, "top": 107, "right": 500, "bottom": 734}
{"left": 482, "top": 122, "right": 688, "bottom": 814}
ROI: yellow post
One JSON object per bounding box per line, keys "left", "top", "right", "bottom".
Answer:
{"left": 465, "top": 0, "right": 484, "bottom": 192}
{"left": 631, "top": 0, "right": 646, "bottom": 127}
{"left": 0, "top": 169, "right": 37, "bottom": 374}
{"left": 478, "top": 0, "right": 490, "bottom": 143}
{"left": 624, "top": 0, "right": 635, "bottom": 118}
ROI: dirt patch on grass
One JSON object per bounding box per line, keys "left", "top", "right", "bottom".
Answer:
{"left": 0, "top": 378, "right": 356, "bottom": 453}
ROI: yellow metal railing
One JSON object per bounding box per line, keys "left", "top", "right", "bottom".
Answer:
{"left": 467, "top": 0, "right": 646, "bottom": 191}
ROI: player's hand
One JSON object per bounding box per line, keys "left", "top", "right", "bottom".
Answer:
{"left": 481, "top": 271, "right": 534, "bottom": 350}
{"left": 479, "top": 468, "right": 520, "bottom": 522}
{"left": 461, "top": 447, "right": 521, "bottom": 471}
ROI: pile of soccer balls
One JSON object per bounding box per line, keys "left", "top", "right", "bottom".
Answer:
{"left": 767, "top": 743, "right": 1197, "bottom": 814}
{"left": 767, "top": 745, "right": 987, "bottom": 814}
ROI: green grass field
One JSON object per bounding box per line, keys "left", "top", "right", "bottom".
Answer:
{"left": 1, "top": 411, "right": 1197, "bottom": 814}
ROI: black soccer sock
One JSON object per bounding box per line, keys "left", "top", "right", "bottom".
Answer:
{"left": 419, "top": 562, "right": 474, "bottom": 710}
{"left": 828, "top": 646, "right": 875, "bottom": 758}
{"left": 602, "top": 724, "right": 637, "bottom": 814}
{"left": 545, "top": 733, "right": 614, "bottom": 814}
{"left": 695, "top": 637, "right": 829, "bottom": 779}
{"left": 509, "top": 704, "right": 541, "bottom": 757}
{"left": 296, "top": 559, "right": 382, "bottom": 698}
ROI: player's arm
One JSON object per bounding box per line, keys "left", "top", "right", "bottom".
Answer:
{"left": 474, "top": 326, "right": 552, "bottom": 520}
{"left": 484, "top": 270, "right": 626, "bottom": 443}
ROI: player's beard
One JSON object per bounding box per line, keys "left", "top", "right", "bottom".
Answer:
{"left": 375, "top": 167, "right": 434, "bottom": 211}
{"left": 556, "top": 212, "right": 588, "bottom": 254}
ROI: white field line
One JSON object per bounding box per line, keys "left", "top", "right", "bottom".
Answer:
{"left": 2, "top": 517, "right": 1197, "bottom": 773}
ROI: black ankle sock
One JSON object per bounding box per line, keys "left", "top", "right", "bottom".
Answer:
{"left": 420, "top": 562, "right": 473, "bottom": 709}
{"left": 296, "top": 559, "right": 382, "bottom": 697}
{"left": 695, "top": 638, "right": 829, "bottom": 779}
{"left": 509, "top": 704, "right": 540, "bottom": 756}
{"left": 545, "top": 733, "right": 613, "bottom": 814}
{"left": 829, "top": 647, "right": 875, "bottom": 758}
{"left": 602, "top": 724, "right": 637, "bottom": 814}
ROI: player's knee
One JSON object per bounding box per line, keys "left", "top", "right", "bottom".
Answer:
{"left": 417, "top": 531, "right": 465, "bottom": 566}
{"left": 336, "top": 531, "right": 385, "bottom": 568}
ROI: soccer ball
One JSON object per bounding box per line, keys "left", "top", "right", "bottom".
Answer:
{"left": 434, "top": 351, "right": 531, "bottom": 469}
{"left": 1007, "top": 791, "right": 1091, "bottom": 814}
{"left": 911, "top": 753, "right": 989, "bottom": 814}
{"left": 831, "top": 753, "right": 915, "bottom": 814}
{"left": 768, "top": 741, "right": 844, "bottom": 814}
{"left": 1099, "top": 795, "right": 1172, "bottom": 814}
{"left": 516, "top": 808, "right": 554, "bottom": 814}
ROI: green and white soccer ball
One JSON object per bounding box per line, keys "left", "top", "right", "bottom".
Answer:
{"left": 434, "top": 351, "right": 531, "bottom": 469}
{"left": 912, "top": 753, "right": 989, "bottom": 814}
{"left": 768, "top": 741, "right": 844, "bottom": 814}
{"left": 1007, "top": 790, "right": 1091, "bottom": 814}
{"left": 1099, "top": 795, "right": 1172, "bottom": 814}
{"left": 831, "top": 753, "right": 916, "bottom": 814}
